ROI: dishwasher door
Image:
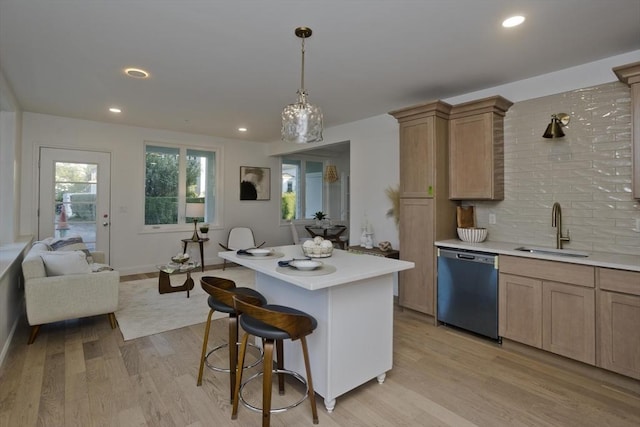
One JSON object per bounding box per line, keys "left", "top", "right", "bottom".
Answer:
{"left": 437, "top": 248, "right": 499, "bottom": 340}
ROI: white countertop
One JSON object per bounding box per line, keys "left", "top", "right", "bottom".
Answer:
{"left": 219, "top": 245, "right": 415, "bottom": 291}
{"left": 435, "top": 239, "right": 640, "bottom": 272}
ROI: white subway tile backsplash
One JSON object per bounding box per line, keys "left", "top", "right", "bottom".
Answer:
{"left": 471, "top": 81, "right": 640, "bottom": 256}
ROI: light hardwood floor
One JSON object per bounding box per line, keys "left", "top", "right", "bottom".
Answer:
{"left": 1, "top": 273, "right": 639, "bottom": 426}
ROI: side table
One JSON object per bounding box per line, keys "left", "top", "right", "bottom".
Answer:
{"left": 157, "top": 263, "right": 199, "bottom": 298}
{"left": 182, "top": 238, "right": 209, "bottom": 272}
{"left": 348, "top": 245, "right": 400, "bottom": 259}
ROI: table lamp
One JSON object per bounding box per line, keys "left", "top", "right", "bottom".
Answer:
{"left": 185, "top": 203, "right": 205, "bottom": 241}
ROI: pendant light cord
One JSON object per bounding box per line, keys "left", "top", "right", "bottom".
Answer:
{"left": 300, "top": 36, "right": 306, "bottom": 93}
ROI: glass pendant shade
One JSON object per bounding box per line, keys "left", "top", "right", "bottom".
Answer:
{"left": 282, "top": 26, "right": 323, "bottom": 143}
{"left": 282, "top": 90, "right": 323, "bottom": 143}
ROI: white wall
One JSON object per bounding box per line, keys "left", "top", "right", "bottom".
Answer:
{"left": 20, "top": 113, "right": 289, "bottom": 275}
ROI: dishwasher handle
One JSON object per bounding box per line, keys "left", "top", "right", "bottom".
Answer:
{"left": 438, "top": 248, "right": 497, "bottom": 266}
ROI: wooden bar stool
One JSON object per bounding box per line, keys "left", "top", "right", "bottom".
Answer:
{"left": 232, "top": 295, "right": 319, "bottom": 427}
{"left": 197, "top": 276, "right": 267, "bottom": 402}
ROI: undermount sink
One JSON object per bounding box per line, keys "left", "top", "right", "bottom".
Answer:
{"left": 514, "top": 246, "right": 590, "bottom": 258}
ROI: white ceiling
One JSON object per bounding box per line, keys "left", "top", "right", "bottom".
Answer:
{"left": 1, "top": 0, "right": 639, "bottom": 142}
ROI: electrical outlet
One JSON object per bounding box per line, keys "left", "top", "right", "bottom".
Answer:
{"left": 489, "top": 213, "right": 496, "bottom": 225}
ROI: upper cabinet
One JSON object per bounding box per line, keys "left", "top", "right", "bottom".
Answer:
{"left": 614, "top": 61, "right": 640, "bottom": 199}
{"left": 448, "top": 96, "right": 513, "bottom": 200}
{"left": 389, "top": 101, "right": 452, "bottom": 198}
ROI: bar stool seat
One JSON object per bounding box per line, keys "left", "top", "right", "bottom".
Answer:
{"left": 197, "top": 276, "right": 267, "bottom": 403}
{"left": 232, "top": 296, "right": 319, "bottom": 427}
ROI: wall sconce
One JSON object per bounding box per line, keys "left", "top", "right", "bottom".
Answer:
{"left": 542, "top": 113, "right": 570, "bottom": 139}
{"left": 324, "top": 165, "right": 339, "bottom": 183}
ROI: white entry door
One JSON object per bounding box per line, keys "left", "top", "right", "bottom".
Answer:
{"left": 39, "top": 148, "right": 111, "bottom": 262}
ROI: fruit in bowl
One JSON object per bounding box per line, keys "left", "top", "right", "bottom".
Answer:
{"left": 302, "top": 237, "right": 333, "bottom": 257}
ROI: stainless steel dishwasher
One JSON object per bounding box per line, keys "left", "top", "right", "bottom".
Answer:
{"left": 437, "top": 247, "right": 500, "bottom": 341}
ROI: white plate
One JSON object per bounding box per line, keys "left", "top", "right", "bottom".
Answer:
{"left": 289, "top": 260, "right": 323, "bottom": 271}
{"left": 247, "top": 248, "right": 272, "bottom": 257}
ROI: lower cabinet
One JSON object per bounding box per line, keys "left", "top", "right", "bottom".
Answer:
{"left": 499, "top": 256, "right": 596, "bottom": 365}
{"left": 598, "top": 268, "right": 640, "bottom": 380}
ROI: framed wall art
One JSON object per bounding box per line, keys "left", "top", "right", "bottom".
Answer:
{"left": 240, "top": 166, "right": 270, "bottom": 200}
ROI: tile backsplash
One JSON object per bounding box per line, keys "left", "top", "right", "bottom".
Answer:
{"left": 469, "top": 82, "right": 640, "bottom": 256}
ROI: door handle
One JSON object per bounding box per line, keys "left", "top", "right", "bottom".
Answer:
{"left": 103, "top": 222, "right": 109, "bottom": 227}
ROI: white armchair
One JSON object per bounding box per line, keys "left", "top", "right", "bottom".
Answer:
{"left": 21, "top": 241, "right": 119, "bottom": 344}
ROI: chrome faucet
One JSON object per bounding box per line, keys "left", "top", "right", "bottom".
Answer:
{"left": 551, "top": 202, "right": 570, "bottom": 249}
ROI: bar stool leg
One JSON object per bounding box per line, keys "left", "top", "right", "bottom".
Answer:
{"left": 301, "top": 336, "right": 319, "bottom": 424}
{"left": 197, "top": 308, "right": 215, "bottom": 386}
{"left": 276, "top": 339, "right": 285, "bottom": 395}
{"left": 232, "top": 333, "right": 250, "bottom": 420}
{"left": 228, "top": 314, "right": 239, "bottom": 402}
{"left": 262, "top": 339, "right": 275, "bottom": 427}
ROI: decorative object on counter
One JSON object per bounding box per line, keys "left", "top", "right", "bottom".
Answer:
{"left": 185, "top": 202, "right": 205, "bottom": 241}
{"left": 542, "top": 113, "right": 570, "bottom": 139}
{"left": 348, "top": 245, "right": 399, "bottom": 259}
{"left": 302, "top": 237, "right": 334, "bottom": 257}
{"left": 324, "top": 165, "right": 339, "bottom": 183}
{"left": 378, "top": 241, "right": 392, "bottom": 252}
{"left": 385, "top": 185, "right": 400, "bottom": 228}
{"left": 457, "top": 227, "right": 488, "bottom": 243}
{"left": 456, "top": 206, "right": 475, "bottom": 228}
{"left": 281, "top": 26, "right": 323, "bottom": 143}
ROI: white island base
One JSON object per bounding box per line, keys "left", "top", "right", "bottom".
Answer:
{"left": 256, "top": 270, "right": 393, "bottom": 411}
{"left": 219, "top": 245, "right": 414, "bottom": 412}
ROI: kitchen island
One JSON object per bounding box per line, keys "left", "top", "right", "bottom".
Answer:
{"left": 218, "top": 245, "right": 414, "bottom": 412}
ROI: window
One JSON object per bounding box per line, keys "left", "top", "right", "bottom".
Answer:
{"left": 281, "top": 157, "right": 323, "bottom": 221}
{"left": 145, "top": 144, "right": 218, "bottom": 228}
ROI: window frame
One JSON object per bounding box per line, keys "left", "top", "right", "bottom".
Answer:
{"left": 280, "top": 155, "right": 326, "bottom": 225}
{"left": 142, "top": 141, "right": 221, "bottom": 233}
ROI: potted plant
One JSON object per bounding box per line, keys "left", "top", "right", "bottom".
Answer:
{"left": 314, "top": 211, "right": 327, "bottom": 226}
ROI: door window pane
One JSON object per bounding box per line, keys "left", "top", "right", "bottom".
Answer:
{"left": 54, "top": 162, "right": 98, "bottom": 248}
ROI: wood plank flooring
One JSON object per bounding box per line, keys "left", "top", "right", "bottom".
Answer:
{"left": 1, "top": 270, "right": 639, "bottom": 426}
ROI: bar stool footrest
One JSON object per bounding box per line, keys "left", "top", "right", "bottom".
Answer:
{"left": 239, "top": 369, "right": 309, "bottom": 414}
{"left": 205, "top": 342, "right": 263, "bottom": 372}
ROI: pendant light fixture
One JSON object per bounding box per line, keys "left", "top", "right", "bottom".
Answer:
{"left": 281, "top": 27, "right": 323, "bottom": 143}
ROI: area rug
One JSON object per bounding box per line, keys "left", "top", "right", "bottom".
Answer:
{"left": 115, "top": 267, "right": 255, "bottom": 341}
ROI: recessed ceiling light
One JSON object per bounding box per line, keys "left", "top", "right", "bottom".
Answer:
{"left": 124, "top": 68, "right": 149, "bottom": 78}
{"left": 502, "top": 15, "right": 525, "bottom": 28}
{"left": 109, "top": 107, "right": 122, "bottom": 113}
{"left": 238, "top": 127, "right": 248, "bottom": 132}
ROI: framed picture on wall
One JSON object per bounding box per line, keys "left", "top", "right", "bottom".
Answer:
{"left": 240, "top": 166, "right": 271, "bottom": 200}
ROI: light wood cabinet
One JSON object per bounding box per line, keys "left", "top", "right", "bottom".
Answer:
{"left": 614, "top": 62, "right": 640, "bottom": 199}
{"left": 390, "top": 101, "right": 457, "bottom": 316}
{"left": 597, "top": 268, "right": 640, "bottom": 380}
{"left": 448, "top": 96, "right": 513, "bottom": 200}
{"left": 398, "top": 198, "right": 434, "bottom": 314}
{"left": 391, "top": 101, "right": 452, "bottom": 198}
{"left": 542, "top": 281, "right": 595, "bottom": 364}
{"left": 499, "top": 273, "right": 542, "bottom": 348}
{"left": 499, "top": 256, "right": 595, "bottom": 365}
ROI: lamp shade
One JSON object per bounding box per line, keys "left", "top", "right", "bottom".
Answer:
{"left": 185, "top": 202, "right": 205, "bottom": 219}
{"left": 324, "top": 165, "right": 339, "bottom": 183}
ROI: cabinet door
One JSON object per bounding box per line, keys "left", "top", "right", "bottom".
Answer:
{"left": 599, "top": 291, "right": 640, "bottom": 379}
{"left": 399, "top": 118, "right": 434, "bottom": 198}
{"left": 499, "top": 273, "right": 542, "bottom": 347}
{"left": 542, "top": 281, "right": 595, "bottom": 365}
{"left": 399, "top": 198, "right": 434, "bottom": 314}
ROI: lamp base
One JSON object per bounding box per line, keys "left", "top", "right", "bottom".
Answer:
{"left": 191, "top": 220, "right": 200, "bottom": 241}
